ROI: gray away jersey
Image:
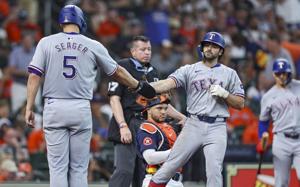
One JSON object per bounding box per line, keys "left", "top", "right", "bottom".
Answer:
{"left": 169, "top": 62, "right": 244, "bottom": 117}
{"left": 259, "top": 80, "right": 300, "bottom": 133}
{"left": 28, "top": 32, "right": 118, "bottom": 100}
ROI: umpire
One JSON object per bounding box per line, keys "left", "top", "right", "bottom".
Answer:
{"left": 108, "top": 35, "right": 159, "bottom": 187}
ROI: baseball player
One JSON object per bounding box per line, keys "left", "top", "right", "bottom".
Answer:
{"left": 148, "top": 31, "right": 245, "bottom": 187}
{"left": 257, "top": 58, "right": 300, "bottom": 187}
{"left": 136, "top": 94, "right": 183, "bottom": 187}
{"left": 24, "top": 5, "right": 155, "bottom": 187}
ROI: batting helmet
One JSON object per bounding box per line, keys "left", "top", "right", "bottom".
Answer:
{"left": 272, "top": 58, "right": 292, "bottom": 85}
{"left": 197, "top": 31, "right": 225, "bottom": 60}
{"left": 58, "top": 5, "right": 87, "bottom": 33}
{"left": 272, "top": 58, "right": 291, "bottom": 73}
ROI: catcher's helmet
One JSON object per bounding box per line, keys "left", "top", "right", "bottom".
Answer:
{"left": 141, "top": 94, "right": 170, "bottom": 118}
{"left": 58, "top": 5, "right": 87, "bottom": 33}
{"left": 272, "top": 58, "right": 291, "bottom": 73}
{"left": 197, "top": 31, "right": 225, "bottom": 60}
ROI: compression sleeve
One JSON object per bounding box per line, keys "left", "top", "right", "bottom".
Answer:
{"left": 258, "top": 120, "right": 270, "bottom": 139}
{"left": 142, "top": 149, "right": 171, "bottom": 165}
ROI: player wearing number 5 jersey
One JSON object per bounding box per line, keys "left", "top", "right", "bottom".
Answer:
{"left": 148, "top": 31, "right": 245, "bottom": 187}
{"left": 25, "top": 5, "right": 155, "bottom": 187}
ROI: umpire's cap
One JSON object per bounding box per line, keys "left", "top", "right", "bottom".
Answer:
{"left": 58, "top": 5, "right": 87, "bottom": 33}
{"left": 272, "top": 58, "right": 292, "bottom": 74}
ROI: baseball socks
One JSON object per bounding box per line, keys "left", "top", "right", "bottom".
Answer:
{"left": 148, "top": 180, "right": 167, "bottom": 187}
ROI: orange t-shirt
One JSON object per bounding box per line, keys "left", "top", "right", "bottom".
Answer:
{"left": 282, "top": 41, "right": 300, "bottom": 62}
{"left": 227, "top": 107, "right": 258, "bottom": 128}
{"left": 0, "top": 0, "right": 9, "bottom": 17}
{"left": 27, "top": 129, "right": 45, "bottom": 154}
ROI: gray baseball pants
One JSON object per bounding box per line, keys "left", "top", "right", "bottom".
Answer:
{"left": 151, "top": 115, "right": 227, "bottom": 187}
{"left": 43, "top": 98, "right": 92, "bottom": 187}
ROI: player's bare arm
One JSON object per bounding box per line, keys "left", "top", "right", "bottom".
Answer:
{"left": 225, "top": 94, "right": 245, "bottom": 110}
{"left": 112, "top": 65, "right": 139, "bottom": 89}
{"left": 110, "top": 95, "right": 132, "bottom": 144}
{"left": 167, "top": 104, "right": 187, "bottom": 126}
{"left": 151, "top": 78, "right": 176, "bottom": 93}
{"left": 25, "top": 73, "right": 42, "bottom": 128}
{"left": 112, "top": 65, "right": 156, "bottom": 98}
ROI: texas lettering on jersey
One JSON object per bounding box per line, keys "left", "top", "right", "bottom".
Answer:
{"left": 191, "top": 78, "right": 224, "bottom": 91}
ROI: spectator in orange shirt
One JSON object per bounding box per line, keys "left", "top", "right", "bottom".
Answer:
{"left": 242, "top": 122, "right": 273, "bottom": 145}
{"left": 4, "top": 9, "right": 42, "bottom": 44}
{"left": 227, "top": 106, "right": 258, "bottom": 129}
{"left": 282, "top": 41, "right": 300, "bottom": 63}
{"left": 96, "top": 8, "right": 123, "bottom": 44}
{"left": 27, "top": 128, "right": 45, "bottom": 154}
{"left": 0, "top": 0, "right": 10, "bottom": 21}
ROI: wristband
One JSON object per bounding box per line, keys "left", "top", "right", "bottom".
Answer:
{"left": 119, "top": 121, "right": 127, "bottom": 128}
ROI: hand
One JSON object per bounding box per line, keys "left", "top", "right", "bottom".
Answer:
{"left": 120, "top": 125, "right": 132, "bottom": 144}
{"left": 256, "top": 142, "right": 264, "bottom": 154}
{"left": 256, "top": 132, "right": 269, "bottom": 154}
{"left": 209, "top": 85, "right": 229, "bottom": 98}
{"left": 135, "top": 81, "right": 156, "bottom": 99}
{"left": 25, "top": 109, "right": 35, "bottom": 128}
{"left": 177, "top": 116, "right": 187, "bottom": 127}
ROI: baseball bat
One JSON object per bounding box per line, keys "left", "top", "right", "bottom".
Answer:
{"left": 257, "top": 132, "right": 269, "bottom": 175}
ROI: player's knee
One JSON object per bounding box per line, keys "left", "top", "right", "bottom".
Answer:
{"left": 206, "top": 162, "right": 222, "bottom": 177}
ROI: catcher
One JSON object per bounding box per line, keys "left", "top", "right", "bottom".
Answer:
{"left": 136, "top": 94, "right": 183, "bottom": 187}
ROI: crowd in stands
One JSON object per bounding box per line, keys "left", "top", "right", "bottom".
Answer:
{"left": 0, "top": 0, "right": 300, "bottom": 183}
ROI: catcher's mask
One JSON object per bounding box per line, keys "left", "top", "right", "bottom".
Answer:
{"left": 58, "top": 5, "right": 87, "bottom": 33}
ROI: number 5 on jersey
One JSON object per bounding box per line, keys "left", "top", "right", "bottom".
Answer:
{"left": 63, "top": 56, "right": 77, "bottom": 79}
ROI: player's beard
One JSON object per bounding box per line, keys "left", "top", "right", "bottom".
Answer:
{"left": 203, "top": 51, "right": 219, "bottom": 61}
{"left": 152, "top": 116, "right": 166, "bottom": 123}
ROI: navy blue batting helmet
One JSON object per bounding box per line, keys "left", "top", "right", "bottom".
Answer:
{"left": 272, "top": 58, "right": 292, "bottom": 73}
{"left": 201, "top": 31, "right": 225, "bottom": 50}
{"left": 197, "top": 31, "right": 225, "bottom": 60}
{"left": 58, "top": 5, "right": 87, "bottom": 33}
{"left": 273, "top": 58, "right": 292, "bottom": 85}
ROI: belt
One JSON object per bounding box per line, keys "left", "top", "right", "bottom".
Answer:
{"left": 275, "top": 132, "right": 300, "bottom": 139}
{"left": 284, "top": 132, "right": 299, "bottom": 139}
{"left": 187, "top": 113, "right": 226, "bottom": 124}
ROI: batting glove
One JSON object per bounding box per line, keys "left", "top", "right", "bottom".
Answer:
{"left": 209, "top": 85, "right": 229, "bottom": 99}
{"left": 256, "top": 142, "right": 264, "bottom": 154}
{"left": 134, "top": 81, "right": 156, "bottom": 99}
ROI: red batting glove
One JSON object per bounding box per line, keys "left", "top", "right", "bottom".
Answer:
{"left": 256, "top": 142, "right": 264, "bottom": 154}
